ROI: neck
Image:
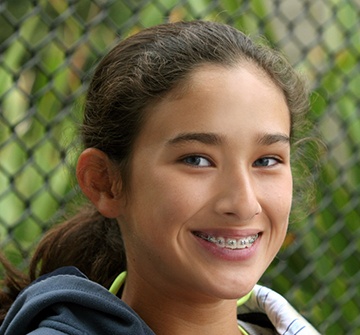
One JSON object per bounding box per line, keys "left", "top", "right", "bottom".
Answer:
{"left": 121, "top": 271, "right": 241, "bottom": 335}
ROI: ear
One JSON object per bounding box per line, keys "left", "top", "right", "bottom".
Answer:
{"left": 76, "top": 148, "right": 124, "bottom": 218}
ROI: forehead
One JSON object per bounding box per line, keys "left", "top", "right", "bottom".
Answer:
{"left": 164, "top": 63, "right": 289, "bottom": 123}
{"left": 164, "top": 62, "right": 286, "bottom": 103}
{"left": 136, "top": 64, "right": 290, "bottom": 147}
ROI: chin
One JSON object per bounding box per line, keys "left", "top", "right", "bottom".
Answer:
{"left": 208, "top": 274, "right": 259, "bottom": 301}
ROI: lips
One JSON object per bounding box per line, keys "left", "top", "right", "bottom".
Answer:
{"left": 193, "top": 231, "right": 259, "bottom": 250}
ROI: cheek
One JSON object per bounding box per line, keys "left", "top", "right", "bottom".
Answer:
{"left": 262, "top": 173, "right": 292, "bottom": 226}
{"left": 283, "top": 174, "right": 293, "bottom": 216}
{"left": 126, "top": 170, "right": 199, "bottom": 236}
{"left": 152, "top": 184, "right": 209, "bottom": 236}
{"left": 276, "top": 185, "right": 293, "bottom": 217}
{"left": 122, "top": 174, "right": 202, "bottom": 270}
{"left": 275, "top": 179, "right": 293, "bottom": 238}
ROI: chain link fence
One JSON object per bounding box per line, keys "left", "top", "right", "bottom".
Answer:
{"left": 0, "top": 0, "right": 359, "bottom": 333}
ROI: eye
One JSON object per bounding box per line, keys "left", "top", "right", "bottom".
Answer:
{"left": 253, "top": 157, "right": 280, "bottom": 167}
{"left": 182, "top": 155, "right": 213, "bottom": 167}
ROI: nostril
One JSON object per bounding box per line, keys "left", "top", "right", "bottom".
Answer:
{"left": 222, "top": 204, "right": 261, "bottom": 222}
{"left": 213, "top": 186, "right": 262, "bottom": 222}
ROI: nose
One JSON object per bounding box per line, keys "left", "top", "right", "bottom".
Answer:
{"left": 214, "top": 169, "right": 262, "bottom": 222}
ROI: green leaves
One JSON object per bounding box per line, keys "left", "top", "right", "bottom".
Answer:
{"left": 1, "top": 0, "right": 359, "bottom": 332}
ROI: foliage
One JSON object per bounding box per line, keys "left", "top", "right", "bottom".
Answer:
{"left": 0, "top": 0, "right": 359, "bottom": 333}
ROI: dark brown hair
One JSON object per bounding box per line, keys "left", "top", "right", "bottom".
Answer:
{"left": 0, "top": 20, "right": 312, "bottom": 322}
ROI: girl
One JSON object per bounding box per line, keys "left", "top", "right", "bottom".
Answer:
{"left": 0, "top": 20, "right": 320, "bottom": 334}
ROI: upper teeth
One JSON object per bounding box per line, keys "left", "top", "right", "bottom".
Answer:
{"left": 196, "top": 233, "right": 258, "bottom": 250}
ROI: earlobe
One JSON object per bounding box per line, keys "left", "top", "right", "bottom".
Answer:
{"left": 76, "top": 148, "right": 123, "bottom": 218}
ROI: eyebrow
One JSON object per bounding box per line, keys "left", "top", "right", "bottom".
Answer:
{"left": 167, "top": 132, "right": 223, "bottom": 146}
{"left": 257, "top": 133, "right": 290, "bottom": 146}
{"left": 166, "top": 132, "right": 290, "bottom": 147}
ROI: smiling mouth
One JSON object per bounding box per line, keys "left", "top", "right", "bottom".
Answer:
{"left": 193, "top": 232, "right": 259, "bottom": 250}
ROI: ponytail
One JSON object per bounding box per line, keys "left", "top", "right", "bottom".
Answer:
{"left": 0, "top": 203, "right": 126, "bottom": 324}
{"left": 0, "top": 253, "right": 29, "bottom": 322}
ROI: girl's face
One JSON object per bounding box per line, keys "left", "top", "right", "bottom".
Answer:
{"left": 119, "top": 64, "right": 292, "bottom": 302}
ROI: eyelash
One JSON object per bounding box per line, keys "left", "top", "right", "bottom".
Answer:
{"left": 180, "top": 155, "right": 214, "bottom": 167}
{"left": 180, "top": 155, "right": 282, "bottom": 168}
{"left": 253, "top": 156, "right": 282, "bottom": 167}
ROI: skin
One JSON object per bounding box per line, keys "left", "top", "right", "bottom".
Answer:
{"left": 78, "top": 63, "right": 292, "bottom": 335}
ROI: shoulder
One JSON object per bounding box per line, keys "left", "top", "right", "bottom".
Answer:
{"left": 237, "top": 285, "right": 321, "bottom": 335}
{"left": 0, "top": 267, "right": 155, "bottom": 335}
